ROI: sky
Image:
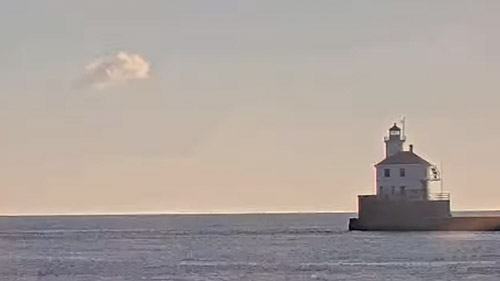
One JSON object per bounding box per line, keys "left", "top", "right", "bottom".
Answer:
{"left": 1, "top": 1, "right": 500, "bottom": 214}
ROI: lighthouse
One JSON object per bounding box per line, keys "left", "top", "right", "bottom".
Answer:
{"left": 348, "top": 121, "right": 500, "bottom": 231}
{"left": 376, "top": 123, "right": 435, "bottom": 201}
{"left": 348, "top": 121, "right": 451, "bottom": 231}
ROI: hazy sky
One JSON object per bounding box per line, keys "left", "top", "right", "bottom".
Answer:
{"left": 1, "top": 1, "right": 500, "bottom": 214}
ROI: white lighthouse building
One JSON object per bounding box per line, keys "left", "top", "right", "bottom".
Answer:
{"left": 349, "top": 122, "right": 500, "bottom": 231}
{"left": 375, "top": 123, "right": 440, "bottom": 200}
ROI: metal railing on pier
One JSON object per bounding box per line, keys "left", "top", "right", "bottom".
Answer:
{"left": 428, "top": 193, "right": 450, "bottom": 201}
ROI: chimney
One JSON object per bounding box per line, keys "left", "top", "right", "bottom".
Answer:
{"left": 409, "top": 144, "right": 414, "bottom": 152}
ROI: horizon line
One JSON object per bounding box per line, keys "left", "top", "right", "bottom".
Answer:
{"left": 0, "top": 208, "right": 499, "bottom": 217}
{"left": 0, "top": 210, "right": 353, "bottom": 217}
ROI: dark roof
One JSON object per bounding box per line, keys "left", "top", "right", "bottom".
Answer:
{"left": 389, "top": 123, "right": 401, "bottom": 131}
{"left": 375, "top": 151, "right": 431, "bottom": 166}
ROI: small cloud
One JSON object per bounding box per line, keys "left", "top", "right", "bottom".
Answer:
{"left": 80, "top": 52, "right": 151, "bottom": 89}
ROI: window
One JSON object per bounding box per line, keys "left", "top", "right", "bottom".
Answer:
{"left": 400, "top": 186, "right": 406, "bottom": 195}
{"left": 400, "top": 168, "right": 405, "bottom": 177}
{"left": 384, "top": 168, "right": 390, "bottom": 177}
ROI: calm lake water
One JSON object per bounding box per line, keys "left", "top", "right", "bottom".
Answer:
{"left": 0, "top": 213, "right": 499, "bottom": 280}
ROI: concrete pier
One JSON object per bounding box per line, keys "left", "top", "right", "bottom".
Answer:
{"left": 349, "top": 195, "right": 500, "bottom": 231}
{"left": 349, "top": 216, "right": 500, "bottom": 231}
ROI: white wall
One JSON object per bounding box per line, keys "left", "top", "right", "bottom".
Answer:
{"left": 385, "top": 140, "right": 404, "bottom": 157}
{"left": 376, "top": 164, "right": 429, "bottom": 199}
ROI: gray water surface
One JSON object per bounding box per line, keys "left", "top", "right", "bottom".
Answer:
{"left": 1, "top": 213, "right": 499, "bottom": 280}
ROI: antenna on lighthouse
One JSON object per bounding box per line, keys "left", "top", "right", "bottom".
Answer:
{"left": 440, "top": 161, "right": 444, "bottom": 194}
{"left": 401, "top": 116, "right": 406, "bottom": 139}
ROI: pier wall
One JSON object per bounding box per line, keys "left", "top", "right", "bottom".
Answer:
{"left": 350, "top": 195, "right": 500, "bottom": 231}
{"left": 355, "top": 195, "right": 451, "bottom": 229}
{"left": 349, "top": 216, "right": 500, "bottom": 231}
